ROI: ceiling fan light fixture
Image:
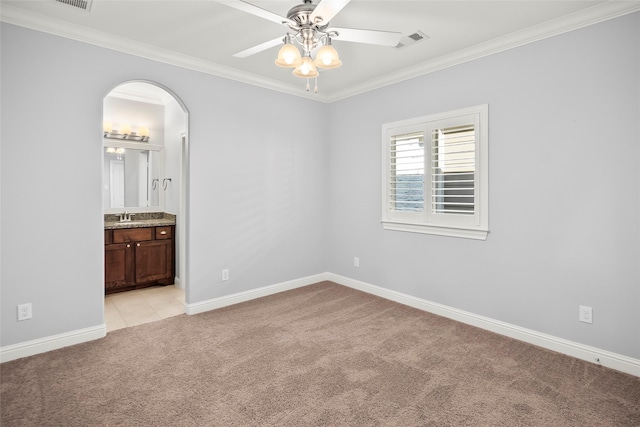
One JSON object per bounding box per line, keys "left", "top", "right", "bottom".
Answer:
{"left": 223, "top": 0, "right": 403, "bottom": 93}
{"left": 292, "top": 55, "right": 319, "bottom": 78}
{"left": 314, "top": 43, "right": 341, "bottom": 69}
{"left": 275, "top": 36, "right": 302, "bottom": 67}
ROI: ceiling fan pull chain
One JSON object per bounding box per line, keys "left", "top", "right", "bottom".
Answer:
{"left": 314, "top": 77, "right": 318, "bottom": 93}
{"left": 306, "top": 79, "right": 310, "bottom": 91}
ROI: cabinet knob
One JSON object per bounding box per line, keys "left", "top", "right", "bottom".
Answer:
{"left": 160, "top": 231, "right": 167, "bottom": 235}
{"left": 137, "top": 243, "right": 141, "bottom": 247}
{"left": 126, "top": 244, "right": 130, "bottom": 248}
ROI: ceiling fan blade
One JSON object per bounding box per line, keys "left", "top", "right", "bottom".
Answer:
{"left": 310, "top": 0, "right": 351, "bottom": 24}
{"left": 233, "top": 37, "right": 283, "bottom": 58}
{"left": 216, "top": 0, "right": 293, "bottom": 26}
{"left": 330, "top": 27, "right": 403, "bottom": 47}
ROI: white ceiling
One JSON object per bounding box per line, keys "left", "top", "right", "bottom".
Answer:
{"left": 2, "top": 0, "right": 639, "bottom": 102}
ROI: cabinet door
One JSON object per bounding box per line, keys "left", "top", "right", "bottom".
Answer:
{"left": 105, "top": 243, "right": 134, "bottom": 289}
{"left": 135, "top": 240, "right": 173, "bottom": 284}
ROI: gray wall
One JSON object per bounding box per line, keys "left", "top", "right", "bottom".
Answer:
{"left": 326, "top": 13, "right": 639, "bottom": 359}
{"left": 0, "top": 22, "right": 328, "bottom": 346}
{"left": 1, "top": 12, "right": 638, "bottom": 360}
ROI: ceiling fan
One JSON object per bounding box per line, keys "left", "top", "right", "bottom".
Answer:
{"left": 216, "top": 0, "right": 402, "bottom": 92}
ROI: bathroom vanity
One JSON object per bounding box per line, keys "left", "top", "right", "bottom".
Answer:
{"left": 104, "top": 213, "right": 176, "bottom": 294}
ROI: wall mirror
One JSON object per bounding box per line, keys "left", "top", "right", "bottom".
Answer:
{"left": 103, "top": 144, "right": 163, "bottom": 209}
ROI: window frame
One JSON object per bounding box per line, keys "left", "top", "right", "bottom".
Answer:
{"left": 381, "top": 105, "right": 489, "bottom": 240}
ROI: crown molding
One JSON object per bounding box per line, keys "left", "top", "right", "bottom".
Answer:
{"left": 2, "top": 2, "right": 638, "bottom": 104}
{"left": 0, "top": 4, "right": 330, "bottom": 103}
{"left": 326, "top": 1, "right": 640, "bottom": 102}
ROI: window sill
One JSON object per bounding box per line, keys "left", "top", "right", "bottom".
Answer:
{"left": 381, "top": 220, "right": 488, "bottom": 240}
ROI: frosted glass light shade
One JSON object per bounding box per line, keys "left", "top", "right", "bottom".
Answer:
{"left": 292, "top": 56, "right": 319, "bottom": 78}
{"left": 275, "top": 44, "right": 302, "bottom": 68}
{"left": 314, "top": 45, "right": 342, "bottom": 69}
{"left": 138, "top": 127, "right": 150, "bottom": 137}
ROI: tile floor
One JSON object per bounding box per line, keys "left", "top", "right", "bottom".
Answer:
{"left": 104, "top": 285, "right": 185, "bottom": 332}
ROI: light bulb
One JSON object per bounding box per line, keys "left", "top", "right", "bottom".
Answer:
{"left": 314, "top": 44, "right": 342, "bottom": 69}
{"left": 292, "top": 56, "right": 318, "bottom": 78}
{"left": 275, "top": 43, "right": 302, "bottom": 68}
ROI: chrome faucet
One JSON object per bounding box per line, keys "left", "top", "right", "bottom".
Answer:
{"left": 119, "top": 211, "right": 134, "bottom": 222}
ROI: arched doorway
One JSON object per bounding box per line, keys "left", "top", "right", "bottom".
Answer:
{"left": 102, "top": 81, "right": 189, "bottom": 331}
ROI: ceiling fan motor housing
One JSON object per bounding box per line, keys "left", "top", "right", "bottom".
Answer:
{"left": 286, "top": 0, "right": 333, "bottom": 53}
{"left": 287, "top": 0, "right": 321, "bottom": 27}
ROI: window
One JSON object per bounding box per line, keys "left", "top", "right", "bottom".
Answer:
{"left": 382, "top": 105, "right": 488, "bottom": 240}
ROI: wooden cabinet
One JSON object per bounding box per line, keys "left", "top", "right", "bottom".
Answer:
{"left": 104, "top": 226, "right": 174, "bottom": 294}
{"left": 105, "top": 242, "right": 134, "bottom": 288}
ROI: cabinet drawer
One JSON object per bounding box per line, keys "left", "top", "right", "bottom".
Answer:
{"left": 156, "top": 226, "right": 173, "bottom": 239}
{"left": 113, "top": 227, "right": 153, "bottom": 243}
{"left": 104, "top": 230, "right": 113, "bottom": 244}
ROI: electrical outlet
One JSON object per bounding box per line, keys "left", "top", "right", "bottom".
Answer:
{"left": 222, "top": 269, "right": 229, "bottom": 281}
{"left": 354, "top": 257, "right": 360, "bottom": 267}
{"left": 579, "top": 305, "right": 592, "bottom": 324}
{"left": 18, "top": 303, "right": 32, "bottom": 321}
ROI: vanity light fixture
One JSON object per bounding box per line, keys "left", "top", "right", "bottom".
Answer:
{"left": 103, "top": 122, "right": 150, "bottom": 142}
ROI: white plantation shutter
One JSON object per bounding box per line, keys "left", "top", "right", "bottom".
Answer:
{"left": 382, "top": 105, "right": 488, "bottom": 240}
{"left": 431, "top": 124, "right": 475, "bottom": 215}
{"left": 389, "top": 132, "right": 424, "bottom": 212}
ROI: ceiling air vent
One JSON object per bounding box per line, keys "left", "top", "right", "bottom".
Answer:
{"left": 395, "top": 31, "right": 429, "bottom": 49}
{"left": 55, "top": 0, "right": 93, "bottom": 12}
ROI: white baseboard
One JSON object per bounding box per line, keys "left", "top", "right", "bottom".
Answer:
{"left": 0, "top": 324, "right": 106, "bottom": 363}
{"left": 0, "top": 274, "right": 327, "bottom": 363}
{"left": 3, "top": 273, "right": 638, "bottom": 378}
{"left": 184, "top": 273, "right": 330, "bottom": 315}
{"left": 327, "top": 273, "right": 640, "bottom": 377}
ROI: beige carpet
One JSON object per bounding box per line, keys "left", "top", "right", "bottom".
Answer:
{"left": 1, "top": 281, "right": 639, "bottom": 426}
